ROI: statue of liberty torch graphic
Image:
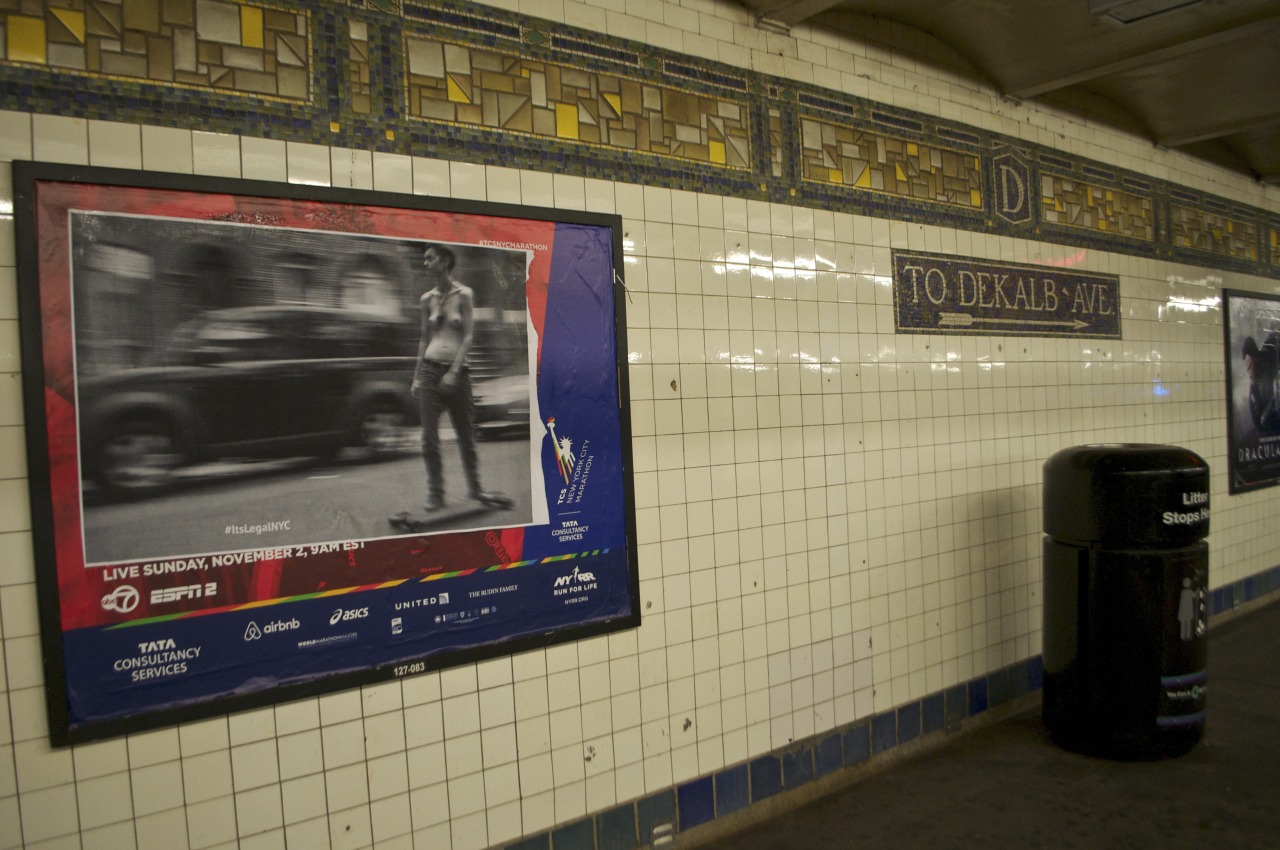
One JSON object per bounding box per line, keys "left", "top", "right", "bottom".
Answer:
{"left": 546, "top": 417, "right": 576, "bottom": 483}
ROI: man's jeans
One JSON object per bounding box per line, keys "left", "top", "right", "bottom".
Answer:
{"left": 417, "top": 360, "right": 480, "bottom": 500}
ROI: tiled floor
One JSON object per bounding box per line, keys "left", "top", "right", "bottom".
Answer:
{"left": 694, "top": 599, "right": 1280, "bottom": 850}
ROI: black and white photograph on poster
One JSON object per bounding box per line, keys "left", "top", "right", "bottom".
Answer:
{"left": 18, "top": 162, "right": 638, "bottom": 744}
{"left": 72, "top": 212, "right": 544, "bottom": 565}
{"left": 1225, "top": 289, "right": 1280, "bottom": 494}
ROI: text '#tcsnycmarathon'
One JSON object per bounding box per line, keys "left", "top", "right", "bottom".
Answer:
{"left": 479, "top": 239, "right": 549, "bottom": 252}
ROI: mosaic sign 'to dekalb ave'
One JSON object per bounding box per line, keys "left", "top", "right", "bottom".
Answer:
{"left": 893, "top": 250, "right": 1122, "bottom": 339}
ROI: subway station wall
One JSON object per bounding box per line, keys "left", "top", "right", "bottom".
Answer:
{"left": 0, "top": 1, "right": 1278, "bottom": 848}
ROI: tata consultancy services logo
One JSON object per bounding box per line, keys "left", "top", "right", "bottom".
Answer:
{"left": 101, "top": 585, "right": 140, "bottom": 613}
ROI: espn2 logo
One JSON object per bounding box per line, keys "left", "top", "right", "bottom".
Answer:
{"left": 151, "top": 582, "right": 218, "bottom": 605}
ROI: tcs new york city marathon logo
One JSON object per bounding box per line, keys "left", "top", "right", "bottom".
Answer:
{"left": 547, "top": 417, "right": 594, "bottom": 508}
{"left": 546, "top": 417, "right": 577, "bottom": 482}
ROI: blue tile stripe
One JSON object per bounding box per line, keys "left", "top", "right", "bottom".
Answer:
{"left": 507, "top": 567, "right": 1280, "bottom": 850}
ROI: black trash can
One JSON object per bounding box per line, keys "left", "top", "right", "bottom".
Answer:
{"left": 1041, "top": 443, "right": 1209, "bottom": 758}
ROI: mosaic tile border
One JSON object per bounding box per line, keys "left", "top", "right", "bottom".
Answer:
{"left": 1, "top": 0, "right": 1277, "bottom": 280}
{"left": 0, "top": 0, "right": 314, "bottom": 102}
{"left": 500, "top": 562, "right": 1280, "bottom": 850}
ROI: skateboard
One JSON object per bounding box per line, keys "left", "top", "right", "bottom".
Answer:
{"left": 389, "top": 493, "right": 513, "bottom": 532}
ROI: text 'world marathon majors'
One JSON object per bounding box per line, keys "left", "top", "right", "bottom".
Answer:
{"left": 893, "top": 251, "right": 1121, "bottom": 339}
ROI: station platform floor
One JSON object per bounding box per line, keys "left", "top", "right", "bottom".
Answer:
{"left": 694, "top": 599, "right": 1280, "bottom": 850}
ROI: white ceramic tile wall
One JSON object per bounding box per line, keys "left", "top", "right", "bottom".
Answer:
{"left": 0, "top": 0, "right": 1279, "bottom": 847}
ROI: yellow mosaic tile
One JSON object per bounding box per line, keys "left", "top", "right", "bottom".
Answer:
{"left": 405, "top": 34, "right": 751, "bottom": 168}
{"left": 7, "top": 15, "right": 46, "bottom": 64}
{"left": 1170, "top": 204, "right": 1258, "bottom": 260}
{"left": 0, "top": 0, "right": 310, "bottom": 100}
{"left": 50, "top": 8, "right": 85, "bottom": 44}
{"left": 799, "top": 116, "right": 982, "bottom": 209}
{"left": 240, "top": 6, "right": 263, "bottom": 50}
{"left": 124, "top": 0, "right": 159, "bottom": 33}
{"left": 1039, "top": 174, "right": 1153, "bottom": 240}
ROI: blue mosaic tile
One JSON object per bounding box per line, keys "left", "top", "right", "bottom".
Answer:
{"left": 922, "top": 693, "right": 945, "bottom": 735}
{"left": 636, "top": 790, "right": 676, "bottom": 846}
{"left": 969, "top": 678, "right": 989, "bottom": 716}
{"left": 945, "top": 685, "right": 968, "bottom": 724}
{"left": 782, "top": 746, "right": 814, "bottom": 788}
{"left": 897, "top": 702, "right": 921, "bottom": 743}
{"left": 1028, "top": 656, "right": 1045, "bottom": 691}
{"left": 871, "top": 712, "right": 897, "bottom": 754}
{"left": 507, "top": 834, "right": 550, "bottom": 850}
{"left": 988, "top": 667, "right": 1012, "bottom": 707}
{"left": 1009, "top": 661, "right": 1030, "bottom": 699}
{"left": 550, "top": 33, "right": 638, "bottom": 64}
{"left": 552, "top": 818, "right": 595, "bottom": 850}
{"left": 677, "top": 776, "right": 715, "bottom": 830}
{"left": 843, "top": 723, "right": 870, "bottom": 766}
{"left": 814, "top": 733, "right": 843, "bottom": 777}
{"left": 715, "top": 764, "right": 750, "bottom": 816}
{"left": 596, "top": 803, "right": 637, "bottom": 850}
{"left": 750, "top": 754, "right": 782, "bottom": 801}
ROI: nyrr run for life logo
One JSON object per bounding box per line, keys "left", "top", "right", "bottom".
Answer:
{"left": 546, "top": 417, "right": 593, "bottom": 506}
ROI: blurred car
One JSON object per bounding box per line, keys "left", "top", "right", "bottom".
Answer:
{"left": 78, "top": 306, "right": 419, "bottom": 499}
{"left": 472, "top": 373, "right": 532, "bottom": 440}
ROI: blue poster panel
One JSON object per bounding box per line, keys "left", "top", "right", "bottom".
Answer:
{"left": 13, "top": 161, "right": 638, "bottom": 743}
{"left": 1224, "top": 290, "right": 1280, "bottom": 494}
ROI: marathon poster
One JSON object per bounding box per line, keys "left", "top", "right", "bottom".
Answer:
{"left": 14, "top": 162, "right": 638, "bottom": 744}
{"left": 1224, "top": 290, "right": 1280, "bottom": 494}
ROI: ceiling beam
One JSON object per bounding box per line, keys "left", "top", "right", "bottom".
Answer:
{"left": 1160, "top": 113, "right": 1280, "bottom": 148}
{"left": 746, "top": 0, "right": 847, "bottom": 27}
{"left": 1006, "top": 12, "right": 1280, "bottom": 99}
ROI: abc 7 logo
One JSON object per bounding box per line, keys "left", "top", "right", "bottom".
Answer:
{"left": 101, "top": 585, "right": 140, "bottom": 613}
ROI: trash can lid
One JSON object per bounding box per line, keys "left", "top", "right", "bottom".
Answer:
{"left": 1043, "top": 443, "right": 1209, "bottom": 546}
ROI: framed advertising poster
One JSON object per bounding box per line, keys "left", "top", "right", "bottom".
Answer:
{"left": 14, "top": 161, "right": 638, "bottom": 744}
{"left": 1224, "top": 289, "right": 1280, "bottom": 494}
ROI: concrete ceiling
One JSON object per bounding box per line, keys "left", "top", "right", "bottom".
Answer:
{"left": 736, "top": 0, "right": 1280, "bottom": 185}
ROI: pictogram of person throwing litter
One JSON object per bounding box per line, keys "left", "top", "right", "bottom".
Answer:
{"left": 1177, "top": 577, "right": 1205, "bottom": 640}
